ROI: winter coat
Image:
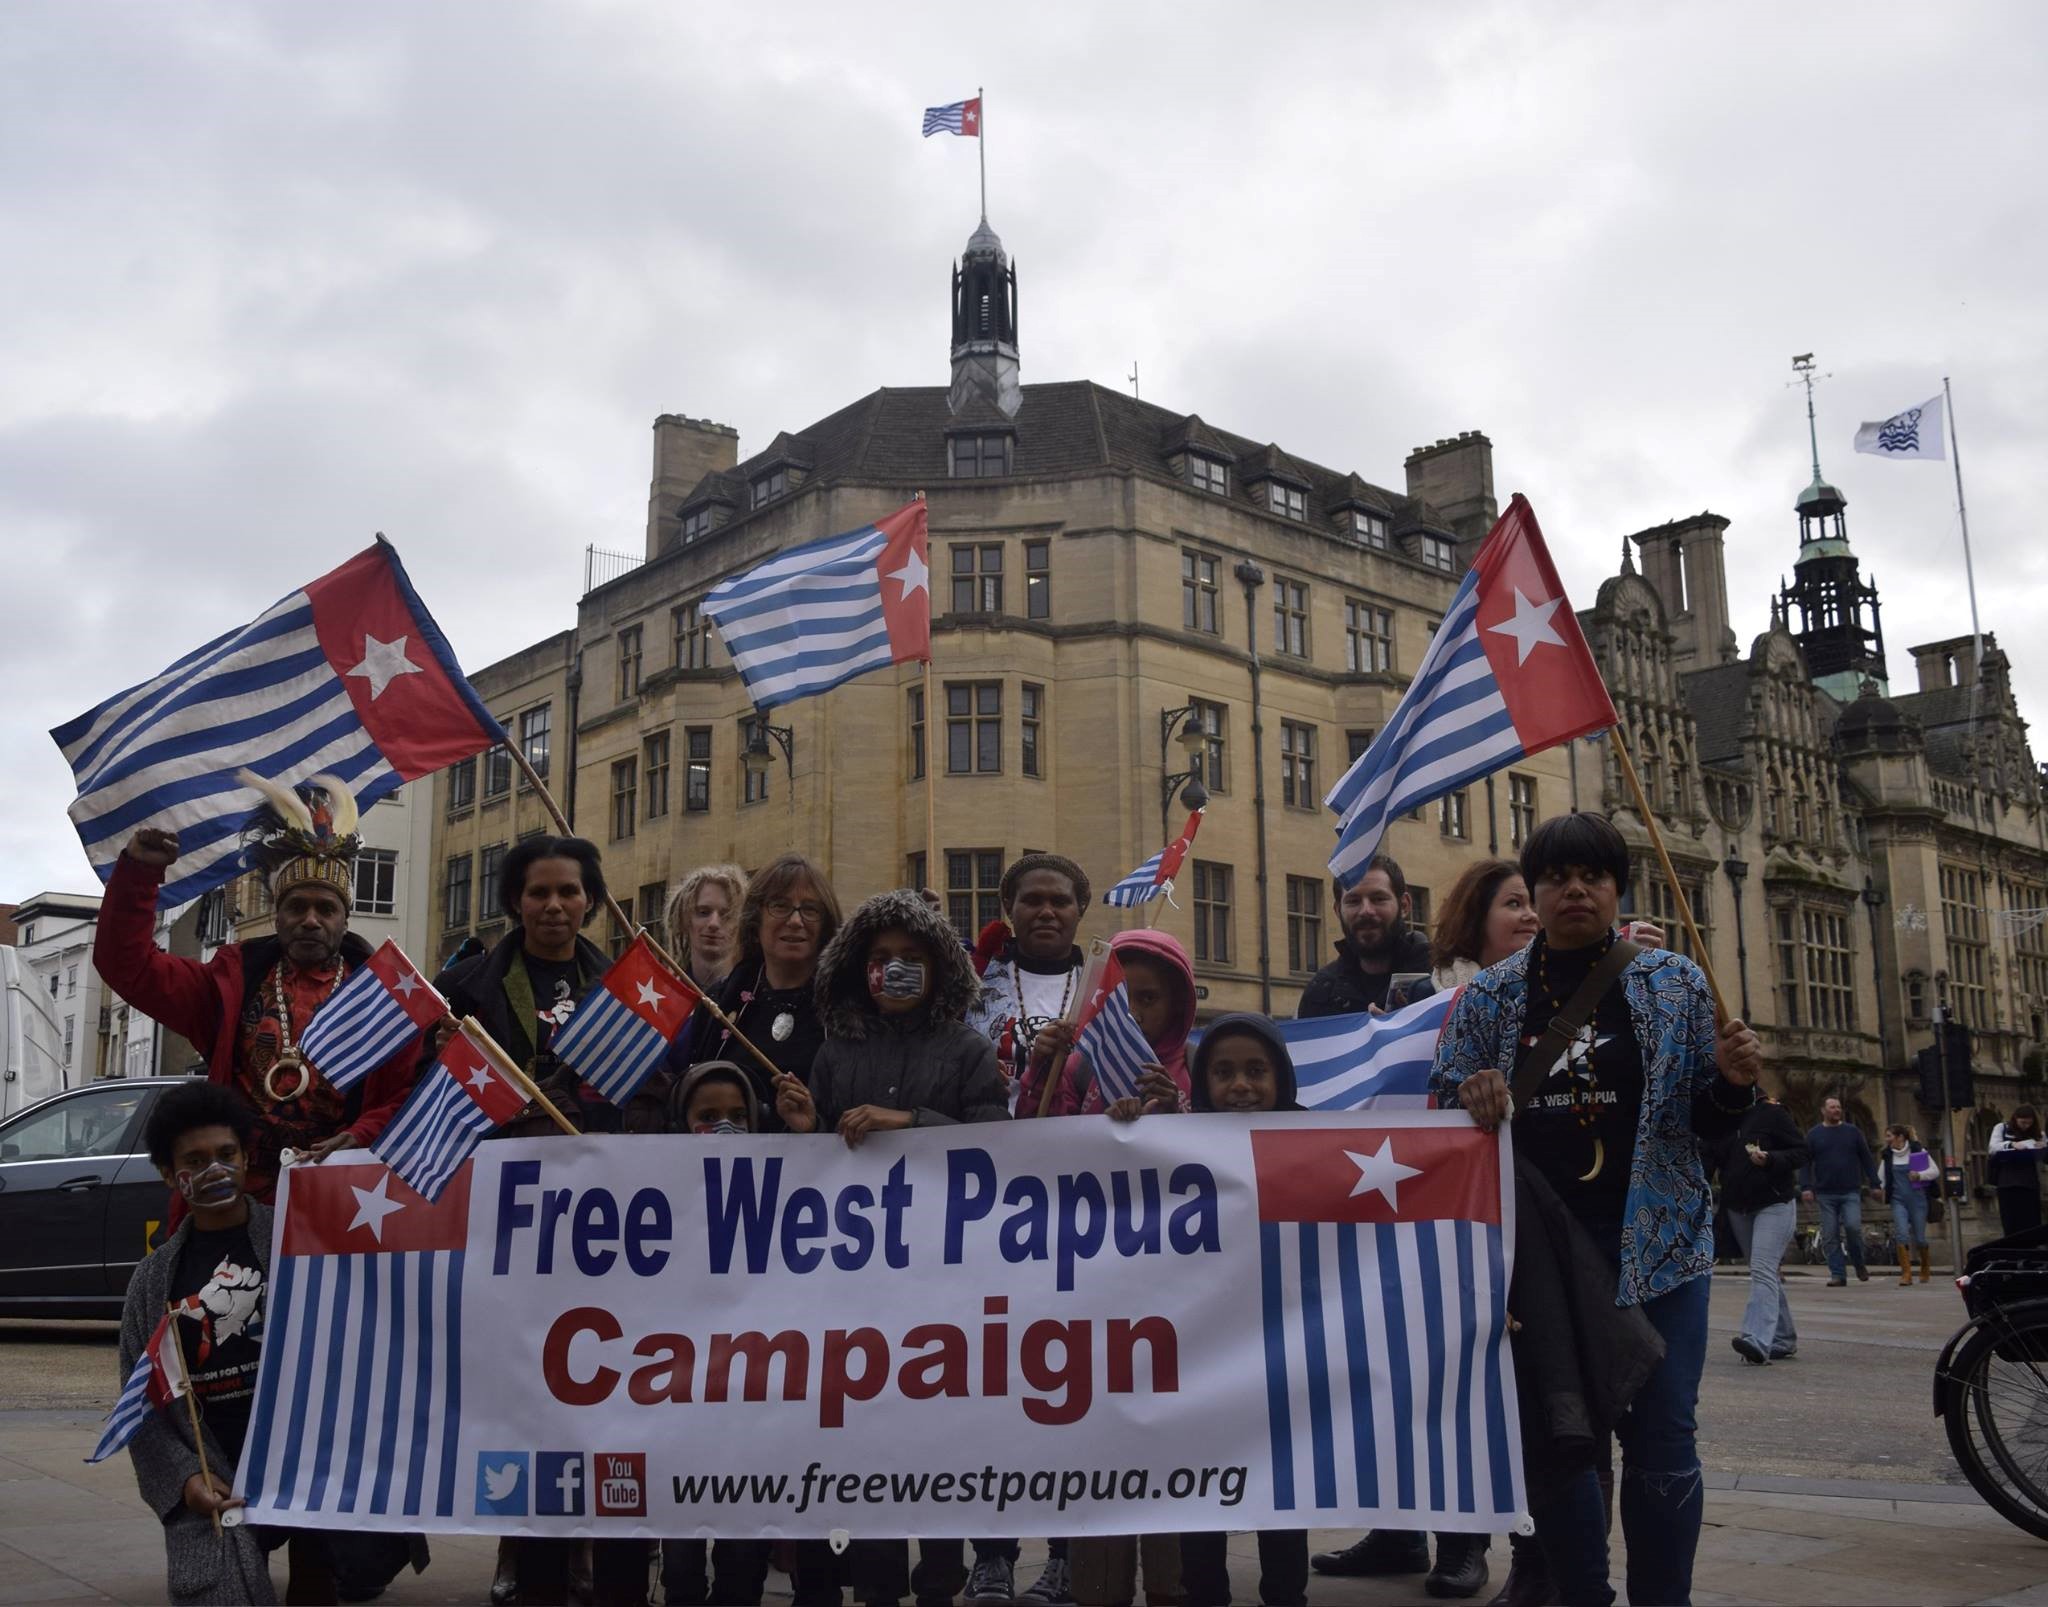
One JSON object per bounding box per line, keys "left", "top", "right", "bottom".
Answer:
{"left": 1711, "top": 1100, "right": 1808, "bottom": 1214}
{"left": 805, "top": 890, "right": 1009, "bottom": 1132}
{"left": 1988, "top": 1123, "right": 2048, "bottom": 1191}
{"left": 1296, "top": 928, "right": 1434, "bottom": 1019}
{"left": 1189, "top": 1012, "right": 1305, "bottom": 1113}
{"left": 441, "top": 925, "right": 624, "bottom": 1133}
{"left": 119, "top": 1204, "right": 278, "bottom": 1606}
{"left": 1019, "top": 930, "right": 1197, "bottom": 1117}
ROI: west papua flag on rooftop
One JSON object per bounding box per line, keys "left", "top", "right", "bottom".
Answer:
{"left": 1326, "top": 496, "right": 1616, "bottom": 887}
{"left": 922, "top": 97, "right": 981, "bottom": 137}
{"left": 297, "top": 941, "right": 449, "bottom": 1094}
{"left": 51, "top": 540, "right": 505, "bottom": 910}
{"left": 702, "top": 501, "right": 930, "bottom": 711}
{"left": 547, "top": 934, "right": 702, "bottom": 1108}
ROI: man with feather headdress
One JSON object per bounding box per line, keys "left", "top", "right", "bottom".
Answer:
{"left": 94, "top": 772, "right": 427, "bottom": 1208}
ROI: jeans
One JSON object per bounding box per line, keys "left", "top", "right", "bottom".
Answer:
{"left": 1727, "top": 1200, "right": 1798, "bottom": 1356}
{"left": 1890, "top": 1187, "right": 1930, "bottom": 1249}
{"left": 1530, "top": 1270, "right": 1710, "bottom": 1607}
{"left": 1814, "top": 1189, "right": 1866, "bottom": 1278}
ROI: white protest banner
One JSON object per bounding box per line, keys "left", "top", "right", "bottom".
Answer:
{"left": 236, "top": 1111, "right": 1522, "bottom": 1539}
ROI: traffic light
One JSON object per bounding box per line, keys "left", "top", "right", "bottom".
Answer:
{"left": 1915, "top": 1020, "right": 1974, "bottom": 1110}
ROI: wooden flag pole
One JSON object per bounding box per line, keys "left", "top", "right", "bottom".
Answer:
{"left": 459, "top": 1015, "right": 581, "bottom": 1136}
{"left": 169, "top": 1303, "right": 223, "bottom": 1535}
{"left": 924, "top": 656, "right": 938, "bottom": 890}
{"left": 1605, "top": 728, "right": 1730, "bottom": 1025}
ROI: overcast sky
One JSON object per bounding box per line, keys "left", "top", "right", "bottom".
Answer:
{"left": 5, "top": 1, "right": 2043, "bottom": 900}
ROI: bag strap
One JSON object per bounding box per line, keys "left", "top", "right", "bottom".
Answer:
{"left": 1511, "top": 940, "right": 1642, "bottom": 1106}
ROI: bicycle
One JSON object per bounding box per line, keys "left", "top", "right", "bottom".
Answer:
{"left": 1934, "top": 1233, "right": 2048, "bottom": 1539}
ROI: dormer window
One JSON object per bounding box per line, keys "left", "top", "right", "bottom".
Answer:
{"left": 1419, "top": 534, "right": 1456, "bottom": 573}
{"left": 680, "top": 508, "right": 711, "bottom": 543}
{"left": 1189, "top": 453, "right": 1229, "bottom": 496}
{"left": 750, "top": 468, "right": 786, "bottom": 508}
{"left": 1268, "top": 482, "right": 1307, "bottom": 521}
{"left": 950, "top": 433, "right": 1012, "bottom": 478}
{"left": 1351, "top": 510, "right": 1390, "bottom": 549}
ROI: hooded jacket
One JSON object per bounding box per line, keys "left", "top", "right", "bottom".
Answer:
{"left": 1297, "top": 927, "right": 1434, "bottom": 1019}
{"left": 1190, "top": 1012, "right": 1304, "bottom": 1113}
{"left": 1019, "top": 930, "right": 1197, "bottom": 1118}
{"left": 805, "top": 890, "right": 1009, "bottom": 1132}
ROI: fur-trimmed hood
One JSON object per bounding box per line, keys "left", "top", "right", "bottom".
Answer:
{"left": 815, "top": 889, "right": 982, "bottom": 1040}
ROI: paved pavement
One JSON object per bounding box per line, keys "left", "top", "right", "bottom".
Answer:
{"left": 4, "top": 1267, "right": 2047, "bottom": 1605}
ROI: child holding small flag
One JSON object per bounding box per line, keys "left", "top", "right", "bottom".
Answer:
{"left": 1017, "top": 930, "right": 1196, "bottom": 1119}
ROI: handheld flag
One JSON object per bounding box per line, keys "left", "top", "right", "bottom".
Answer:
{"left": 371, "top": 1026, "right": 530, "bottom": 1203}
{"left": 1275, "top": 990, "right": 1458, "bottom": 1110}
{"left": 702, "top": 501, "right": 930, "bottom": 711}
{"left": 922, "top": 98, "right": 982, "bottom": 137}
{"left": 1102, "top": 810, "right": 1204, "bottom": 909}
{"left": 296, "top": 940, "right": 448, "bottom": 1093}
{"left": 547, "top": 934, "right": 702, "bottom": 1107}
{"left": 1071, "top": 951, "right": 1155, "bottom": 1107}
{"left": 87, "top": 1311, "right": 191, "bottom": 1463}
{"left": 1853, "top": 394, "right": 1945, "bottom": 460}
{"left": 1326, "top": 495, "right": 1615, "bottom": 887}
{"left": 52, "top": 540, "right": 505, "bottom": 910}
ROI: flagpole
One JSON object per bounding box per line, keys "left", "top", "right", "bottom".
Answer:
{"left": 1606, "top": 728, "right": 1729, "bottom": 1025}
{"left": 169, "top": 1304, "right": 223, "bottom": 1536}
{"left": 504, "top": 743, "right": 785, "bottom": 1089}
{"left": 978, "top": 86, "right": 986, "bottom": 219}
{"left": 1944, "top": 376, "right": 1987, "bottom": 776}
{"left": 460, "top": 1015, "right": 581, "bottom": 1137}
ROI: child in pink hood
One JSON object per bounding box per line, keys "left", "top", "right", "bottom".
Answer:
{"left": 1016, "top": 929, "right": 1196, "bottom": 1118}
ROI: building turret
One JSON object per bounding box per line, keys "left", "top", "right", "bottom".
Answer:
{"left": 950, "top": 217, "right": 1020, "bottom": 419}
{"left": 1777, "top": 355, "right": 1888, "bottom": 700}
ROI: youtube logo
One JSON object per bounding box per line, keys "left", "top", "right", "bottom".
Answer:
{"left": 593, "top": 1452, "right": 646, "bottom": 1516}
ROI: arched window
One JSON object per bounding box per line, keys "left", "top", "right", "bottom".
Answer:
{"left": 1638, "top": 737, "right": 1661, "bottom": 810}
{"left": 1668, "top": 742, "right": 1689, "bottom": 815}
{"left": 1764, "top": 769, "right": 1783, "bottom": 837}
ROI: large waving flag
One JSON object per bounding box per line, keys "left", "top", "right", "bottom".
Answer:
{"left": 1280, "top": 991, "right": 1458, "bottom": 1110}
{"left": 1853, "top": 394, "right": 1945, "bottom": 460}
{"left": 548, "top": 935, "right": 702, "bottom": 1107}
{"left": 1103, "top": 810, "right": 1204, "bottom": 909}
{"left": 87, "top": 1310, "right": 191, "bottom": 1463}
{"left": 1326, "top": 496, "right": 1615, "bottom": 887}
{"left": 52, "top": 540, "right": 505, "bottom": 910}
{"left": 372, "top": 1026, "right": 529, "bottom": 1203}
{"left": 297, "top": 940, "right": 448, "bottom": 1093}
{"left": 922, "top": 97, "right": 981, "bottom": 137}
{"left": 702, "top": 501, "right": 930, "bottom": 711}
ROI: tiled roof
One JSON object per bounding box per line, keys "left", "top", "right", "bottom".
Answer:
{"left": 1682, "top": 661, "right": 1756, "bottom": 767}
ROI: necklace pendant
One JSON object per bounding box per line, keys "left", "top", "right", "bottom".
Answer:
{"left": 771, "top": 1011, "right": 796, "bottom": 1043}
{"left": 265, "top": 1049, "right": 311, "bottom": 1103}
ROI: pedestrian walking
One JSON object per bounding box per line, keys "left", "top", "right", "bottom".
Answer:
{"left": 1989, "top": 1107, "right": 2048, "bottom": 1237}
{"left": 1713, "top": 1097, "right": 1808, "bottom": 1363}
{"left": 1799, "top": 1098, "right": 1880, "bottom": 1285}
{"left": 1879, "top": 1124, "right": 1939, "bottom": 1283}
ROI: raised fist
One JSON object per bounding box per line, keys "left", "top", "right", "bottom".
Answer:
{"left": 126, "top": 827, "right": 180, "bottom": 867}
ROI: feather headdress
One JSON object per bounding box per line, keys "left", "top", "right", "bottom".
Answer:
{"left": 237, "top": 769, "right": 361, "bottom": 906}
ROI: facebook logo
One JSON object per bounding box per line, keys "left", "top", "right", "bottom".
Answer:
{"left": 475, "top": 1452, "right": 529, "bottom": 1517}
{"left": 536, "top": 1451, "right": 586, "bottom": 1517}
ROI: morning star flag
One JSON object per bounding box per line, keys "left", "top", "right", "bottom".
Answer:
{"left": 86, "top": 1311, "right": 191, "bottom": 1463}
{"left": 298, "top": 941, "right": 448, "bottom": 1094}
{"left": 1252, "top": 1122, "right": 1519, "bottom": 1519}
{"left": 1326, "top": 495, "right": 1616, "bottom": 887}
{"left": 1102, "top": 810, "right": 1204, "bottom": 909}
{"left": 922, "top": 97, "right": 982, "bottom": 136}
{"left": 238, "top": 1159, "right": 470, "bottom": 1521}
{"left": 52, "top": 540, "right": 505, "bottom": 910}
{"left": 1277, "top": 991, "right": 1459, "bottom": 1111}
{"left": 701, "top": 501, "right": 930, "bottom": 711}
{"left": 372, "top": 1026, "right": 529, "bottom": 1202}
{"left": 1071, "top": 951, "right": 1154, "bottom": 1106}
{"left": 1854, "top": 394, "right": 1946, "bottom": 460}
{"left": 547, "top": 935, "right": 702, "bottom": 1107}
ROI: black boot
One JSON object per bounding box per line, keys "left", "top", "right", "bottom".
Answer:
{"left": 1485, "top": 1533, "right": 1554, "bottom": 1607}
{"left": 1309, "top": 1530, "right": 1431, "bottom": 1577}
{"left": 1426, "top": 1534, "right": 1490, "bottom": 1599}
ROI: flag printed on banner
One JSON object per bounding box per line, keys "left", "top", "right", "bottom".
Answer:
{"left": 51, "top": 540, "right": 505, "bottom": 910}
{"left": 922, "top": 97, "right": 981, "bottom": 137}
{"left": 1102, "top": 810, "right": 1204, "bottom": 909}
{"left": 1326, "top": 496, "right": 1616, "bottom": 887}
{"left": 371, "top": 1027, "right": 529, "bottom": 1203}
{"left": 1251, "top": 1122, "right": 1520, "bottom": 1523}
{"left": 237, "top": 1159, "right": 471, "bottom": 1522}
{"left": 702, "top": 502, "right": 930, "bottom": 711}
{"left": 1853, "top": 394, "right": 1945, "bottom": 460}
{"left": 86, "top": 1311, "right": 192, "bottom": 1463}
{"left": 297, "top": 941, "right": 448, "bottom": 1093}
{"left": 1071, "top": 951, "right": 1155, "bottom": 1106}
{"left": 1279, "top": 991, "right": 1459, "bottom": 1111}
{"left": 547, "top": 934, "right": 701, "bottom": 1107}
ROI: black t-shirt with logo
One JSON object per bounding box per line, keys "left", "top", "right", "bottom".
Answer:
{"left": 525, "top": 954, "right": 582, "bottom": 1054}
{"left": 1517, "top": 936, "right": 1644, "bottom": 1227}
{"left": 168, "top": 1223, "right": 265, "bottom": 1466}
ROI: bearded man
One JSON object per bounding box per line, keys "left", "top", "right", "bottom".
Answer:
{"left": 1297, "top": 852, "right": 1433, "bottom": 1019}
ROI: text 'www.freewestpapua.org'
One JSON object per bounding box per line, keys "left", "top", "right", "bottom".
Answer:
{"left": 674, "top": 1462, "right": 1250, "bottom": 1516}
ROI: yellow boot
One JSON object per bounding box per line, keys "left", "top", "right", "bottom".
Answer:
{"left": 1919, "top": 1244, "right": 1933, "bottom": 1283}
{"left": 1897, "top": 1246, "right": 1914, "bottom": 1286}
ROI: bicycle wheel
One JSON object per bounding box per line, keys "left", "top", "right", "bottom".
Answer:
{"left": 1942, "top": 1302, "right": 2048, "bottom": 1539}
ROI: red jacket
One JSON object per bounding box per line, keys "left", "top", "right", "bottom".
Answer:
{"left": 93, "top": 853, "right": 422, "bottom": 1176}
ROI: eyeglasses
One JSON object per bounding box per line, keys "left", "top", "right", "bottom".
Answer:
{"left": 764, "top": 899, "right": 828, "bottom": 925}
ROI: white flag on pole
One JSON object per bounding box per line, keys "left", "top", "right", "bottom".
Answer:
{"left": 1853, "top": 394, "right": 1945, "bottom": 460}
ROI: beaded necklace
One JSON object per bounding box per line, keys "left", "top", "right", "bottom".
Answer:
{"left": 264, "top": 957, "right": 347, "bottom": 1102}
{"left": 1009, "top": 955, "right": 1078, "bottom": 1070}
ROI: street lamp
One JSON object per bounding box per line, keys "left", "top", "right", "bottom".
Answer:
{"left": 1158, "top": 705, "right": 1211, "bottom": 839}
{"left": 1862, "top": 876, "right": 1890, "bottom": 1076}
{"left": 743, "top": 720, "right": 794, "bottom": 784}
{"left": 1722, "top": 854, "right": 1751, "bottom": 1022}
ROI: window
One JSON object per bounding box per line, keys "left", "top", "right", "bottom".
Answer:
{"left": 951, "top": 544, "right": 1004, "bottom": 613}
{"left": 1024, "top": 539, "right": 1050, "bottom": 619}
{"left": 478, "top": 843, "right": 505, "bottom": 912}
{"left": 1272, "top": 578, "right": 1309, "bottom": 657}
{"left": 1189, "top": 452, "right": 1229, "bottom": 495}
{"left": 945, "top": 849, "right": 1006, "bottom": 945}
{"left": 447, "top": 757, "right": 476, "bottom": 813}
{"left": 950, "top": 433, "right": 1011, "bottom": 477}
{"left": 740, "top": 718, "right": 770, "bottom": 805}
{"left": 1347, "top": 728, "right": 1376, "bottom": 765}
{"left": 1408, "top": 885, "right": 1433, "bottom": 932}
{"left": 1268, "top": 482, "right": 1307, "bottom": 522}
{"left": 1286, "top": 876, "right": 1325, "bottom": 975}
{"left": 1190, "top": 699, "right": 1227, "bottom": 792}
{"left": 680, "top": 507, "right": 711, "bottom": 543}
{"left": 609, "top": 915, "right": 629, "bottom": 960}
{"left": 2013, "top": 880, "right": 2048, "bottom": 1003}
{"left": 1439, "top": 788, "right": 1470, "bottom": 840}
{"left": 1182, "top": 551, "right": 1220, "bottom": 634}
{"left": 751, "top": 467, "right": 786, "bottom": 507}
{"left": 616, "top": 626, "right": 643, "bottom": 700}
{"left": 1193, "top": 862, "right": 1233, "bottom": 966}
{"left": 1942, "top": 863, "right": 1990, "bottom": 1028}
{"left": 947, "top": 682, "right": 1002, "bottom": 774}
{"left": 1351, "top": 509, "right": 1390, "bottom": 548}
{"left": 519, "top": 704, "right": 552, "bottom": 784}
{"left": 1669, "top": 742, "right": 1689, "bottom": 816}
{"left": 443, "top": 856, "right": 472, "bottom": 930}
{"left": 644, "top": 731, "right": 671, "bottom": 819}
{"left": 908, "top": 687, "right": 928, "bottom": 780}
{"left": 63, "top": 1017, "right": 74, "bottom": 1065}
{"left": 1906, "top": 972, "right": 1927, "bottom": 1020}
{"left": 673, "top": 602, "right": 713, "bottom": 669}
{"left": 1803, "top": 906, "right": 1856, "bottom": 1031}
{"left": 65, "top": 964, "right": 78, "bottom": 998}
{"left": 1508, "top": 773, "right": 1538, "bottom": 849}
{"left": 1344, "top": 600, "right": 1393, "bottom": 673}
{"left": 1634, "top": 865, "right": 1709, "bottom": 960}
{"left": 638, "top": 882, "right": 667, "bottom": 930}
{"left": 907, "top": 852, "right": 927, "bottom": 893}
{"left": 1022, "top": 683, "right": 1044, "bottom": 779}
{"left": 610, "top": 758, "right": 638, "bottom": 840}
{"left": 1280, "top": 720, "right": 1317, "bottom": 809}
{"left": 353, "top": 849, "right": 398, "bottom": 917}
{"left": 685, "top": 728, "right": 712, "bottom": 811}
{"left": 0, "top": 1084, "right": 146, "bottom": 1160}
{"left": 483, "top": 742, "right": 512, "bottom": 799}
{"left": 1419, "top": 535, "right": 1457, "bottom": 573}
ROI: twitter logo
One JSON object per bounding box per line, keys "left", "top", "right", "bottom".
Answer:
{"left": 476, "top": 1452, "right": 529, "bottom": 1516}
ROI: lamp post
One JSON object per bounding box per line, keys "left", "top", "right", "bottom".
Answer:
{"left": 1158, "top": 705, "right": 1212, "bottom": 842}
{"left": 742, "top": 720, "right": 794, "bottom": 787}
{"left": 1862, "top": 876, "right": 1891, "bottom": 1087}
{"left": 1722, "top": 854, "right": 1751, "bottom": 1022}
{"left": 1236, "top": 559, "right": 1272, "bottom": 1014}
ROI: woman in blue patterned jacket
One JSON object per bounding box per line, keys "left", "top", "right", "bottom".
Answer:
{"left": 1428, "top": 812, "right": 1762, "bottom": 1607}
